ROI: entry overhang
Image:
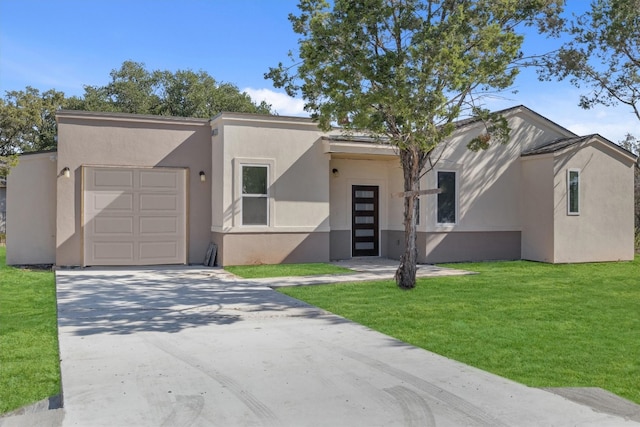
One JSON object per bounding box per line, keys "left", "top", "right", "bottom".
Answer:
{"left": 321, "top": 136, "right": 398, "bottom": 160}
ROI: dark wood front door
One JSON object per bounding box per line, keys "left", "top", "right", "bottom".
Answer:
{"left": 352, "top": 185, "right": 379, "bottom": 256}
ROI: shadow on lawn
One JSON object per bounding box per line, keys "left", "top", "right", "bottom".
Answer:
{"left": 55, "top": 267, "right": 350, "bottom": 336}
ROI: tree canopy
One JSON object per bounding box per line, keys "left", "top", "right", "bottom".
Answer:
{"left": 0, "top": 61, "right": 272, "bottom": 164}
{"left": 619, "top": 134, "right": 640, "bottom": 238}
{"left": 538, "top": 0, "right": 640, "bottom": 121}
{"left": 0, "top": 87, "right": 65, "bottom": 156}
{"left": 267, "top": 0, "right": 563, "bottom": 289}
{"left": 69, "top": 61, "right": 272, "bottom": 117}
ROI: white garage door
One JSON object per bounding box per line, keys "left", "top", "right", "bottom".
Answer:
{"left": 83, "top": 166, "right": 187, "bottom": 266}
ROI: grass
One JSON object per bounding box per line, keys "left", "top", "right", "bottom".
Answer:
{"left": 279, "top": 258, "right": 640, "bottom": 404}
{"left": 225, "top": 262, "right": 353, "bottom": 279}
{"left": 0, "top": 247, "right": 60, "bottom": 414}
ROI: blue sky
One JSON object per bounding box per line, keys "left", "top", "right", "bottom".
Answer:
{"left": 1, "top": 0, "right": 638, "bottom": 142}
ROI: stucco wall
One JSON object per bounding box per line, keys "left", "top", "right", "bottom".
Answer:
{"left": 211, "top": 124, "right": 224, "bottom": 230}
{"left": 404, "top": 109, "right": 570, "bottom": 261}
{"left": 327, "top": 108, "right": 576, "bottom": 262}
{"left": 212, "top": 115, "right": 330, "bottom": 231}
{"left": 383, "top": 230, "right": 520, "bottom": 263}
{"left": 521, "top": 155, "right": 555, "bottom": 262}
{"left": 423, "top": 111, "right": 569, "bottom": 234}
{"left": 217, "top": 232, "right": 329, "bottom": 265}
{"left": 211, "top": 114, "right": 331, "bottom": 265}
{"left": 552, "top": 141, "right": 636, "bottom": 262}
{"left": 56, "top": 112, "right": 212, "bottom": 266}
{"left": 6, "top": 152, "right": 57, "bottom": 264}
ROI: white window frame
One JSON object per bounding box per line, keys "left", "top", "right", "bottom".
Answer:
{"left": 240, "top": 163, "right": 271, "bottom": 227}
{"left": 567, "top": 168, "right": 580, "bottom": 216}
{"left": 436, "top": 170, "right": 458, "bottom": 226}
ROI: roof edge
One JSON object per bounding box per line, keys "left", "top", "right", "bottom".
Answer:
{"left": 211, "top": 111, "right": 321, "bottom": 129}
{"left": 522, "top": 134, "right": 638, "bottom": 162}
{"left": 56, "top": 110, "right": 210, "bottom": 125}
{"left": 13, "top": 149, "right": 58, "bottom": 157}
{"left": 453, "top": 105, "right": 577, "bottom": 138}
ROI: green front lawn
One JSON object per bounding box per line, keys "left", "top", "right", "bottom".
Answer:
{"left": 279, "top": 258, "right": 640, "bottom": 404}
{"left": 0, "top": 247, "right": 60, "bottom": 414}
{"left": 225, "top": 262, "right": 352, "bottom": 279}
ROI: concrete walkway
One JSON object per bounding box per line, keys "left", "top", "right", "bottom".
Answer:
{"left": 2, "top": 262, "right": 639, "bottom": 426}
{"left": 252, "top": 258, "right": 474, "bottom": 287}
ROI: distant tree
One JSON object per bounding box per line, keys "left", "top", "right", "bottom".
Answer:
{"left": 0, "top": 87, "right": 65, "bottom": 156}
{"left": 267, "top": 0, "right": 563, "bottom": 289}
{"left": 0, "top": 62, "right": 270, "bottom": 177}
{"left": 537, "top": 0, "right": 640, "bottom": 121}
{"left": 0, "top": 155, "right": 18, "bottom": 179}
{"left": 70, "top": 61, "right": 272, "bottom": 117}
{"left": 153, "top": 68, "right": 272, "bottom": 117}
{"left": 619, "top": 134, "right": 640, "bottom": 242}
{"left": 620, "top": 133, "right": 640, "bottom": 156}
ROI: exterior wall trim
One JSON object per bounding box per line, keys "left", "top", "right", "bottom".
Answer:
{"left": 57, "top": 110, "right": 210, "bottom": 126}
{"left": 212, "top": 226, "right": 331, "bottom": 233}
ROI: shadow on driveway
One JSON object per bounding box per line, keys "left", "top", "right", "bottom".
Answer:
{"left": 48, "top": 266, "right": 640, "bottom": 427}
{"left": 56, "top": 267, "right": 349, "bottom": 336}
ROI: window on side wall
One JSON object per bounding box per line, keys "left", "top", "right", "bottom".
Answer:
{"left": 437, "top": 171, "right": 456, "bottom": 224}
{"left": 242, "top": 165, "right": 269, "bottom": 225}
{"left": 567, "top": 169, "right": 580, "bottom": 215}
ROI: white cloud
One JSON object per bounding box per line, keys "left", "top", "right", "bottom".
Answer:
{"left": 243, "top": 87, "right": 308, "bottom": 117}
{"left": 535, "top": 102, "right": 640, "bottom": 143}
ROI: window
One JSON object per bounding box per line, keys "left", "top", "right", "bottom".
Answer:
{"left": 242, "top": 165, "right": 268, "bottom": 225}
{"left": 437, "top": 171, "right": 456, "bottom": 224}
{"left": 567, "top": 169, "right": 580, "bottom": 215}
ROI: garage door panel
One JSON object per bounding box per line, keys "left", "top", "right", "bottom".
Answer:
{"left": 93, "top": 169, "right": 134, "bottom": 188}
{"left": 139, "top": 241, "right": 181, "bottom": 261}
{"left": 139, "top": 216, "right": 178, "bottom": 234}
{"left": 83, "top": 166, "right": 187, "bottom": 266}
{"left": 139, "top": 194, "right": 179, "bottom": 211}
{"left": 94, "top": 217, "right": 134, "bottom": 234}
{"left": 90, "top": 192, "right": 134, "bottom": 212}
{"left": 92, "top": 242, "right": 135, "bottom": 260}
{"left": 140, "top": 170, "right": 178, "bottom": 189}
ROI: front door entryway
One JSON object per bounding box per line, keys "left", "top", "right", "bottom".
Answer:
{"left": 352, "top": 185, "right": 379, "bottom": 256}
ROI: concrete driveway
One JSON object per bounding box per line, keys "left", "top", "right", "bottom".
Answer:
{"left": 13, "top": 265, "right": 640, "bottom": 426}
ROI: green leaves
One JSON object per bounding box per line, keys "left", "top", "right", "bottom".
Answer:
{"left": 538, "top": 0, "right": 640, "bottom": 121}
{"left": 0, "top": 61, "right": 273, "bottom": 174}
{"left": 269, "top": 0, "right": 563, "bottom": 288}
{"left": 70, "top": 61, "right": 273, "bottom": 118}
{"left": 269, "top": 0, "right": 561, "bottom": 143}
{"left": 0, "top": 155, "right": 18, "bottom": 179}
{"left": 0, "top": 87, "right": 66, "bottom": 157}
{"left": 467, "top": 108, "right": 510, "bottom": 151}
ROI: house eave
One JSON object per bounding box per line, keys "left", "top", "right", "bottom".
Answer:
{"left": 56, "top": 110, "right": 211, "bottom": 126}
{"left": 322, "top": 137, "right": 398, "bottom": 160}
{"left": 211, "top": 112, "right": 323, "bottom": 131}
{"left": 521, "top": 134, "right": 638, "bottom": 165}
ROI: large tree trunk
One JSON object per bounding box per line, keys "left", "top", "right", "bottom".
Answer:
{"left": 395, "top": 147, "right": 421, "bottom": 290}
